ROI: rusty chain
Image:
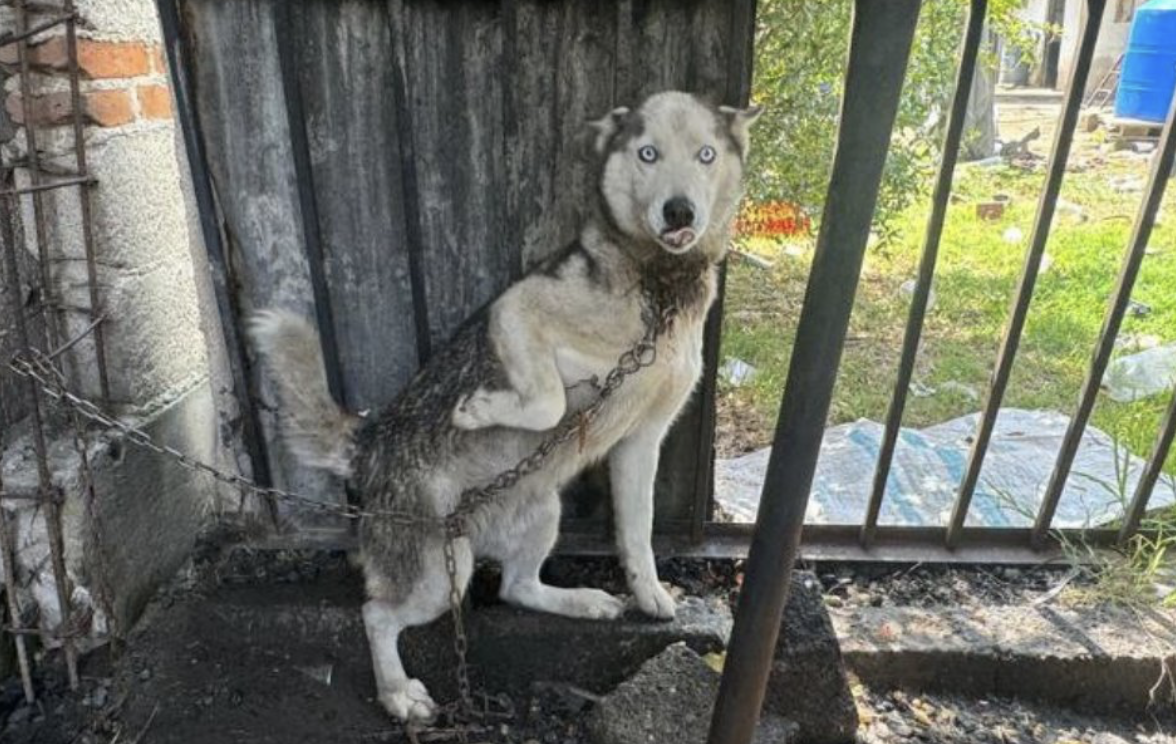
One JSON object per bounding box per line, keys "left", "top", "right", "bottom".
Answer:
{"left": 5, "top": 289, "right": 677, "bottom": 728}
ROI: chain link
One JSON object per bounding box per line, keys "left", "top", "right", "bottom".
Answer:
{"left": 5, "top": 289, "right": 677, "bottom": 727}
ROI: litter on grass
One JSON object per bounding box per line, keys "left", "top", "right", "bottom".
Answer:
{"left": 1101, "top": 344, "right": 1176, "bottom": 403}
{"left": 715, "top": 408, "right": 1176, "bottom": 527}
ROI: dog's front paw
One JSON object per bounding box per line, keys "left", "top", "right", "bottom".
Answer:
{"left": 452, "top": 389, "right": 496, "bottom": 430}
{"left": 379, "top": 679, "right": 437, "bottom": 723}
{"left": 632, "top": 579, "right": 677, "bottom": 620}
{"left": 569, "top": 588, "right": 627, "bottom": 620}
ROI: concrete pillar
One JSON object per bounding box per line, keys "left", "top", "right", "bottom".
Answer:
{"left": 0, "top": 0, "right": 239, "bottom": 647}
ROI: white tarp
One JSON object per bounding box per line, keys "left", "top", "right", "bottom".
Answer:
{"left": 715, "top": 408, "right": 1176, "bottom": 527}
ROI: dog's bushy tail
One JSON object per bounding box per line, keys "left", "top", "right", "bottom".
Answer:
{"left": 247, "top": 310, "right": 358, "bottom": 479}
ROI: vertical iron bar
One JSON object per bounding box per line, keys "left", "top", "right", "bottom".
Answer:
{"left": 1120, "top": 391, "right": 1176, "bottom": 544}
{"left": 1036, "top": 88, "right": 1176, "bottom": 546}
{"left": 0, "top": 503, "right": 36, "bottom": 704}
{"left": 862, "top": 0, "right": 988, "bottom": 546}
{"left": 154, "top": 0, "right": 279, "bottom": 523}
{"left": 946, "top": 0, "right": 1107, "bottom": 549}
{"left": 691, "top": 271, "right": 723, "bottom": 542}
{"left": 273, "top": 0, "right": 346, "bottom": 406}
{"left": 0, "top": 192, "right": 79, "bottom": 690}
{"left": 13, "top": 0, "right": 63, "bottom": 356}
{"left": 706, "top": 2, "right": 921, "bottom": 742}
{"left": 0, "top": 387, "right": 36, "bottom": 705}
{"left": 63, "top": 0, "right": 111, "bottom": 408}
{"left": 688, "top": 0, "right": 759, "bottom": 542}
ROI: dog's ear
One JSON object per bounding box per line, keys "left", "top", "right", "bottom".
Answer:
{"left": 719, "top": 103, "right": 764, "bottom": 156}
{"left": 588, "top": 106, "right": 631, "bottom": 155}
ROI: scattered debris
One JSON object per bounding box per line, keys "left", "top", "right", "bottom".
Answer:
{"left": 1128, "top": 299, "right": 1152, "bottom": 317}
{"left": 909, "top": 380, "right": 936, "bottom": 398}
{"left": 938, "top": 380, "right": 980, "bottom": 402}
{"left": 719, "top": 358, "right": 758, "bottom": 387}
{"left": 731, "top": 249, "right": 773, "bottom": 270}
{"left": 997, "top": 127, "right": 1041, "bottom": 159}
{"left": 1056, "top": 198, "right": 1088, "bottom": 222}
{"left": 855, "top": 687, "right": 1170, "bottom": 744}
{"left": 1102, "top": 343, "right": 1176, "bottom": 403}
{"left": 1109, "top": 175, "right": 1146, "bottom": 193}
{"left": 1002, "top": 226, "right": 1024, "bottom": 243}
{"left": 976, "top": 199, "right": 1008, "bottom": 221}
{"left": 898, "top": 279, "right": 936, "bottom": 311}
{"left": 294, "top": 664, "right": 334, "bottom": 687}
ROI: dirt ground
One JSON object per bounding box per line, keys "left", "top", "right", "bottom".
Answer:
{"left": 2, "top": 538, "right": 1172, "bottom": 744}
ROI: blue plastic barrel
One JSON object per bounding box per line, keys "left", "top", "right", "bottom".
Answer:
{"left": 1115, "top": 0, "right": 1176, "bottom": 124}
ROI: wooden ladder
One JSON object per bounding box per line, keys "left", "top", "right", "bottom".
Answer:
{"left": 1084, "top": 53, "right": 1123, "bottom": 109}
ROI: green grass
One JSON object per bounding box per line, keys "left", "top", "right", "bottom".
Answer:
{"left": 719, "top": 158, "right": 1176, "bottom": 478}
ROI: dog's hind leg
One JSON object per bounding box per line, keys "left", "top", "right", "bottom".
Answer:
{"left": 362, "top": 538, "right": 473, "bottom": 723}
{"left": 492, "top": 493, "right": 624, "bottom": 620}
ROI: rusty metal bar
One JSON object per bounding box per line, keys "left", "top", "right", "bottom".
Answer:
{"left": 685, "top": 0, "right": 760, "bottom": 543}
{"left": 46, "top": 314, "right": 106, "bottom": 361}
{"left": 13, "top": 0, "right": 62, "bottom": 359}
{"left": 946, "top": 0, "right": 1107, "bottom": 549}
{"left": 0, "top": 174, "right": 95, "bottom": 198}
{"left": 1036, "top": 90, "right": 1176, "bottom": 546}
{"left": 863, "top": 0, "right": 988, "bottom": 547}
{"left": 1120, "top": 393, "right": 1176, "bottom": 544}
{"left": 0, "top": 193, "right": 80, "bottom": 690}
{"left": 0, "top": 405, "right": 37, "bottom": 704}
{"left": 154, "top": 0, "right": 279, "bottom": 523}
{"left": 63, "top": 1, "right": 111, "bottom": 407}
{"left": 0, "top": 11, "right": 76, "bottom": 47}
{"left": 707, "top": 2, "right": 921, "bottom": 742}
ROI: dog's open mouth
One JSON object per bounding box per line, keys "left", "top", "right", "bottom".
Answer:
{"left": 659, "top": 227, "right": 697, "bottom": 251}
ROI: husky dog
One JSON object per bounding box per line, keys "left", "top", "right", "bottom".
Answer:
{"left": 249, "top": 91, "right": 760, "bottom": 723}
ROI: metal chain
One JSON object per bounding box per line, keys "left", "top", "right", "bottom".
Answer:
{"left": 5, "top": 288, "right": 677, "bottom": 726}
{"left": 438, "top": 292, "right": 676, "bottom": 719}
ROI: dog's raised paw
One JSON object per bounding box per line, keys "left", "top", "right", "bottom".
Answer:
{"left": 380, "top": 679, "right": 437, "bottom": 724}
{"left": 632, "top": 579, "right": 677, "bottom": 620}
{"left": 452, "top": 390, "right": 494, "bottom": 430}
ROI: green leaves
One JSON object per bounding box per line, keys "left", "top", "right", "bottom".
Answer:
{"left": 749, "top": 0, "right": 1040, "bottom": 242}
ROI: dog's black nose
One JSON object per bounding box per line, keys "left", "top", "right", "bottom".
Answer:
{"left": 663, "top": 197, "right": 695, "bottom": 230}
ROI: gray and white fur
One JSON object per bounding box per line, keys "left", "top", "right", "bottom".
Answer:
{"left": 249, "top": 91, "right": 760, "bottom": 723}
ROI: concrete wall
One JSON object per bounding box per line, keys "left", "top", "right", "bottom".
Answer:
{"left": 1058, "top": 0, "right": 1138, "bottom": 96}
{"left": 0, "top": 0, "right": 239, "bottom": 644}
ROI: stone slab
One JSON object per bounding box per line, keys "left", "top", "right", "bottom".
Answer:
{"left": 834, "top": 603, "right": 1176, "bottom": 714}
{"left": 588, "top": 643, "right": 798, "bottom": 744}
{"left": 763, "top": 572, "right": 859, "bottom": 743}
{"left": 205, "top": 575, "right": 733, "bottom": 702}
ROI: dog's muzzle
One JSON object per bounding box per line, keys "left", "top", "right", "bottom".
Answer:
{"left": 660, "top": 197, "right": 697, "bottom": 250}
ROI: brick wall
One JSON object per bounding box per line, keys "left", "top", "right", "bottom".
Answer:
{"left": 2, "top": 37, "right": 172, "bottom": 129}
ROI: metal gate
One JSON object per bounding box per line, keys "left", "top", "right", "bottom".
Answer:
{"left": 155, "top": 0, "right": 1176, "bottom": 560}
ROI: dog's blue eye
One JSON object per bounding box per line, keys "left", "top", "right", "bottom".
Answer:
{"left": 638, "top": 145, "right": 659, "bottom": 164}
{"left": 699, "top": 145, "right": 716, "bottom": 164}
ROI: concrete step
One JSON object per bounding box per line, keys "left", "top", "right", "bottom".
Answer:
{"left": 203, "top": 579, "right": 733, "bottom": 701}
{"left": 833, "top": 603, "right": 1176, "bottom": 715}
